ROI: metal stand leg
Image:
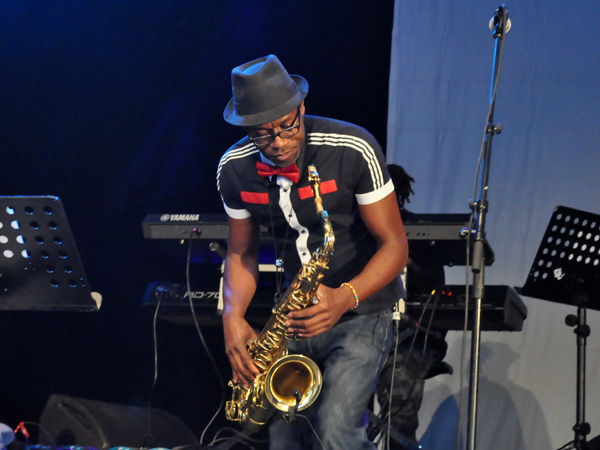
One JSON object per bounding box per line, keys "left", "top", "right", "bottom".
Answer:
{"left": 557, "top": 306, "right": 591, "bottom": 450}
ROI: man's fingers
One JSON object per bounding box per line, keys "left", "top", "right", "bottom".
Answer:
{"left": 228, "top": 345, "right": 260, "bottom": 387}
{"left": 287, "top": 312, "right": 331, "bottom": 336}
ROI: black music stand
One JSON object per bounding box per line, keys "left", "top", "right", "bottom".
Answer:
{"left": 520, "top": 206, "right": 600, "bottom": 450}
{"left": 0, "top": 196, "right": 99, "bottom": 311}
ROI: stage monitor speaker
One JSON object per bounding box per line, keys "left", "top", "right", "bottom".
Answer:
{"left": 39, "top": 394, "right": 197, "bottom": 449}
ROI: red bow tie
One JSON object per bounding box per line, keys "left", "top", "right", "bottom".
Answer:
{"left": 256, "top": 161, "right": 300, "bottom": 183}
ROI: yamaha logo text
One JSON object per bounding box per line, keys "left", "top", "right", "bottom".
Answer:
{"left": 160, "top": 214, "right": 200, "bottom": 222}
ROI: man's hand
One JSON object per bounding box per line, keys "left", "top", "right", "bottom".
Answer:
{"left": 285, "top": 284, "right": 355, "bottom": 338}
{"left": 223, "top": 313, "right": 260, "bottom": 387}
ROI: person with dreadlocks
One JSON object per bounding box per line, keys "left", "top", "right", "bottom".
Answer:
{"left": 373, "top": 164, "right": 450, "bottom": 449}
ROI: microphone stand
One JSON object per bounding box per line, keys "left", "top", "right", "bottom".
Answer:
{"left": 466, "top": 6, "right": 510, "bottom": 450}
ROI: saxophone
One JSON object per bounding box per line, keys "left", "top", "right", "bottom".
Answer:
{"left": 225, "top": 164, "right": 335, "bottom": 430}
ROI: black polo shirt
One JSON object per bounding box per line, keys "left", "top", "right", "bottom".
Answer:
{"left": 217, "top": 115, "right": 404, "bottom": 314}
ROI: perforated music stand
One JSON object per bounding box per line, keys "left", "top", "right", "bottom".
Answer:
{"left": 520, "top": 206, "right": 600, "bottom": 450}
{"left": 521, "top": 206, "right": 600, "bottom": 309}
{"left": 0, "top": 196, "right": 99, "bottom": 311}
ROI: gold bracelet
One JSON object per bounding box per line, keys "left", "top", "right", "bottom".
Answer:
{"left": 340, "top": 282, "right": 359, "bottom": 309}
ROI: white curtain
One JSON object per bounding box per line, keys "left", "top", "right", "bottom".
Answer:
{"left": 387, "top": 1, "right": 600, "bottom": 449}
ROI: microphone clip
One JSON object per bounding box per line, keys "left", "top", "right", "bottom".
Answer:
{"left": 283, "top": 390, "right": 303, "bottom": 426}
{"left": 489, "top": 4, "right": 512, "bottom": 38}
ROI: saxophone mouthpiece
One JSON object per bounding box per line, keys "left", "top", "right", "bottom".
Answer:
{"left": 308, "top": 164, "right": 320, "bottom": 182}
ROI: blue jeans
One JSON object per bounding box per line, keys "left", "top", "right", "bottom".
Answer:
{"left": 269, "top": 309, "right": 394, "bottom": 450}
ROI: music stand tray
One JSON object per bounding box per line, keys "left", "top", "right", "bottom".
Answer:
{"left": 0, "top": 196, "right": 99, "bottom": 311}
{"left": 520, "top": 206, "right": 600, "bottom": 309}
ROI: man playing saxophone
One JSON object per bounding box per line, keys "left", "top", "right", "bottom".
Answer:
{"left": 216, "top": 54, "right": 409, "bottom": 450}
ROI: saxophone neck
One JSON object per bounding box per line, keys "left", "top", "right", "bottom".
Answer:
{"left": 307, "top": 165, "right": 335, "bottom": 260}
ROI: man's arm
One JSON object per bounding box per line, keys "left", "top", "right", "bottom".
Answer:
{"left": 222, "top": 215, "right": 262, "bottom": 386}
{"left": 286, "top": 191, "right": 408, "bottom": 336}
{"left": 350, "top": 191, "right": 408, "bottom": 298}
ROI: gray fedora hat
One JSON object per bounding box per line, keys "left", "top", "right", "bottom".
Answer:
{"left": 223, "top": 55, "right": 308, "bottom": 127}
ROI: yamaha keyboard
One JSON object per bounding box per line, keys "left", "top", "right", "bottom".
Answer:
{"left": 141, "top": 212, "right": 493, "bottom": 266}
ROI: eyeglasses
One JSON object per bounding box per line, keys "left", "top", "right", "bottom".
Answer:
{"left": 247, "top": 107, "right": 301, "bottom": 145}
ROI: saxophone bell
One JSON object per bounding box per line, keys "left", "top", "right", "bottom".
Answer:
{"left": 264, "top": 354, "right": 322, "bottom": 413}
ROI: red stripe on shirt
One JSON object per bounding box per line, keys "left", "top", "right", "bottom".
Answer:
{"left": 241, "top": 191, "right": 269, "bottom": 204}
{"left": 298, "top": 179, "right": 338, "bottom": 200}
